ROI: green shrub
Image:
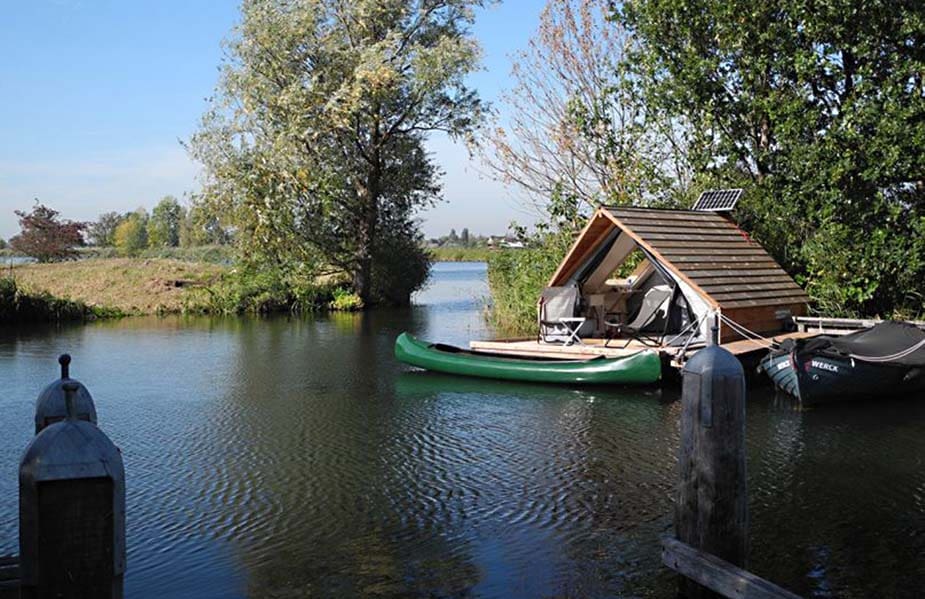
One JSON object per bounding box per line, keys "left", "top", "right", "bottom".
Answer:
{"left": 370, "top": 228, "right": 431, "bottom": 306}
{"left": 329, "top": 288, "right": 363, "bottom": 311}
{"left": 200, "top": 267, "right": 341, "bottom": 314}
{"left": 486, "top": 233, "right": 573, "bottom": 336}
{"left": 0, "top": 277, "right": 117, "bottom": 322}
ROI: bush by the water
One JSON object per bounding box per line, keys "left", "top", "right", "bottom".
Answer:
{"left": 0, "top": 277, "right": 117, "bottom": 322}
{"left": 486, "top": 234, "right": 573, "bottom": 336}
{"left": 199, "top": 268, "right": 362, "bottom": 315}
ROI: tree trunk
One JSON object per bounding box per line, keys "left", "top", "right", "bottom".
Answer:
{"left": 353, "top": 157, "right": 381, "bottom": 305}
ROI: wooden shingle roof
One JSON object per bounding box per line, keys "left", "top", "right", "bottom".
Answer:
{"left": 603, "top": 207, "right": 809, "bottom": 310}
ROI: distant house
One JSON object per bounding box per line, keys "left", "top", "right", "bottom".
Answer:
{"left": 486, "top": 236, "right": 524, "bottom": 249}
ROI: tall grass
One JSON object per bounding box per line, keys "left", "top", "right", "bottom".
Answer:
{"left": 486, "top": 247, "right": 564, "bottom": 336}
{"left": 0, "top": 277, "right": 119, "bottom": 322}
{"left": 430, "top": 246, "right": 493, "bottom": 262}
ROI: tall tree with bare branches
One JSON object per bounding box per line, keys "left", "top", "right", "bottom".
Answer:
{"left": 478, "top": 0, "right": 690, "bottom": 227}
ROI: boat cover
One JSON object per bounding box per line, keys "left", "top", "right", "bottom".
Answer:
{"left": 792, "top": 322, "right": 925, "bottom": 367}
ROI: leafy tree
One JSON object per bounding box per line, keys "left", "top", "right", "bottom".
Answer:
{"left": 113, "top": 210, "right": 148, "bottom": 256}
{"left": 618, "top": 0, "right": 925, "bottom": 317}
{"left": 460, "top": 227, "right": 469, "bottom": 246}
{"left": 9, "top": 202, "right": 86, "bottom": 262}
{"left": 190, "top": 0, "right": 483, "bottom": 305}
{"left": 87, "top": 212, "right": 125, "bottom": 247}
{"left": 147, "top": 196, "right": 184, "bottom": 247}
{"left": 0, "top": 238, "right": 7, "bottom": 250}
{"left": 447, "top": 228, "right": 459, "bottom": 244}
{"left": 479, "top": 0, "right": 689, "bottom": 224}
{"left": 179, "top": 203, "right": 230, "bottom": 247}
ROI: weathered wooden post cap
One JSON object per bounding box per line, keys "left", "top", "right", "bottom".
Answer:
{"left": 681, "top": 344, "right": 744, "bottom": 380}
{"left": 20, "top": 383, "right": 126, "bottom": 599}
{"left": 34, "top": 353, "right": 98, "bottom": 434}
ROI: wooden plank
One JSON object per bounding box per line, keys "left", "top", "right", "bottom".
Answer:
{"left": 649, "top": 240, "right": 764, "bottom": 249}
{"left": 661, "top": 537, "right": 803, "bottom": 599}
{"left": 698, "top": 281, "right": 803, "bottom": 294}
{"left": 691, "top": 274, "right": 796, "bottom": 285}
{"left": 792, "top": 316, "right": 925, "bottom": 330}
{"left": 722, "top": 296, "right": 811, "bottom": 309}
{"left": 711, "top": 289, "right": 811, "bottom": 302}
{"left": 547, "top": 211, "right": 615, "bottom": 286}
{"left": 659, "top": 248, "right": 770, "bottom": 258}
{"left": 632, "top": 226, "right": 746, "bottom": 237}
{"left": 616, "top": 217, "right": 738, "bottom": 231}
{"left": 673, "top": 262, "right": 784, "bottom": 272}
{"left": 662, "top": 255, "right": 778, "bottom": 265}
{"left": 608, "top": 208, "right": 731, "bottom": 223}
{"left": 636, "top": 232, "right": 756, "bottom": 243}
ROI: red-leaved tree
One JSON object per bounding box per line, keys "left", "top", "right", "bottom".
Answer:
{"left": 10, "top": 202, "right": 86, "bottom": 263}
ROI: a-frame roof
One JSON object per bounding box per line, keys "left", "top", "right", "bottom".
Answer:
{"left": 549, "top": 206, "right": 809, "bottom": 311}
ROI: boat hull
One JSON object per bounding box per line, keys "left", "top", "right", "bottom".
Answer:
{"left": 395, "top": 333, "right": 662, "bottom": 385}
{"left": 761, "top": 350, "right": 925, "bottom": 405}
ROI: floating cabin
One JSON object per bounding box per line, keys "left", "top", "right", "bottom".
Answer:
{"left": 471, "top": 190, "right": 814, "bottom": 368}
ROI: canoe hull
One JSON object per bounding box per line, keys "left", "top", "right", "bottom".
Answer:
{"left": 395, "top": 333, "right": 662, "bottom": 385}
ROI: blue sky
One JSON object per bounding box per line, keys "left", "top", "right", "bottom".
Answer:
{"left": 0, "top": 0, "right": 543, "bottom": 241}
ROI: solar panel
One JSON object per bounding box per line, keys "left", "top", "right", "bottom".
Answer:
{"left": 691, "top": 188, "right": 743, "bottom": 212}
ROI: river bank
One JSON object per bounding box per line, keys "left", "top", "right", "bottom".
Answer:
{"left": 1, "top": 248, "right": 497, "bottom": 320}
{"left": 6, "top": 258, "right": 225, "bottom": 315}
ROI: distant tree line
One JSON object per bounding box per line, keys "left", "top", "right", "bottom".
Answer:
{"left": 6, "top": 197, "right": 231, "bottom": 263}
{"left": 87, "top": 196, "right": 229, "bottom": 255}
{"left": 426, "top": 228, "right": 493, "bottom": 248}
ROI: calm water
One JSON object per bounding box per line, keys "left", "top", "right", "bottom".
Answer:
{"left": 0, "top": 262, "right": 923, "bottom": 598}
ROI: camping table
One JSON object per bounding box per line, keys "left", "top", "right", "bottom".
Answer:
{"left": 558, "top": 317, "right": 586, "bottom": 346}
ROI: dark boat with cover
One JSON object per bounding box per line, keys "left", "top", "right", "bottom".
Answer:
{"left": 760, "top": 321, "right": 925, "bottom": 405}
{"left": 394, "top": 333, "right": 661, "bottom": 385}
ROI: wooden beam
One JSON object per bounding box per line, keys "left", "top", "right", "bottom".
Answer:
{"left": 547, "top": 210, "right": 615, "bottom": 287}
{"left": 661, "top": 537, "right": 802, "bottom": 599}
{"left": 602, "top": 211, "right": 720, "bottom": 308}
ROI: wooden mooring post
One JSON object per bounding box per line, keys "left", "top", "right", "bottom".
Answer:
{"left": 15, "top": 356, "right": 126, "bottom": 599}
{"left": 662, "top": 343, "right": 801, "bottom": 599}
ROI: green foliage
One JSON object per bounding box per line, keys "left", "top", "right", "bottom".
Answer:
{"left": 0, "top": 238, "right": 7, "bottom": 250}
{"left": 87, "top": 212, "right": 124, "bottom": 247}
{"left": 329, "top": 288, "right": 363, "bottom": 311}
{"left": 200, "top": 265, "right": 354, "bottom": 314}
{"left": 179, "top": 202, "right": 230, "bottom": 248}
{"left": 617, "top": 0, "right": 925, "bottom": 317}
{"left": 147, "top": 196, "right": 183, "bottom": 248}
{"left": 189, "top": 0, "right": 483, "bottom": 306}
{"left": 0, "top": 277, "right": 117, "bottom": 322}
{"left": 486, "top": 228, "right": 575, "bottom": 336}
{"left": 113, "top": 212, "right": 148, "bottom": 256}
{"left": 430, "top": 246, "right": 492, "bottom": 262}
{"left": 370, "top": 227, "right": 432, "bottom": 306}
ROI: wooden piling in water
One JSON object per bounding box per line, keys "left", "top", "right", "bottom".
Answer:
{"left": 674, "top": 344, "right": 748, "bottom": 598}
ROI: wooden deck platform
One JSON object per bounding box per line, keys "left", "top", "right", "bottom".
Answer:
{"left": 469, "top": 331, "right": 820, "bottom": 367}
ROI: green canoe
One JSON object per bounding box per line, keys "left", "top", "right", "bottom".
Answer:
{"left": 394, "top": 333, "right": 662, "bottom": 385}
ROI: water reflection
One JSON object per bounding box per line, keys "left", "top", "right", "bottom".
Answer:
{"left": 0, "top": 263, "right": 922, "bottom": 598}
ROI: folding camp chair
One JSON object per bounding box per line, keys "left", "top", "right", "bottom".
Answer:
{"left": 604, "top": 285, "right": 673, "bottom": 348}
{"left": 538, "top": 286, "right": 581, "bottom": 344}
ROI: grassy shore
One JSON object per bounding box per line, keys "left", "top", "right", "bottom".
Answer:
{"left": 429, "top": 246, "right": 493, "bottom": 262}
{"left": 9, "top": 258, "right": 226, "bottom": 315}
